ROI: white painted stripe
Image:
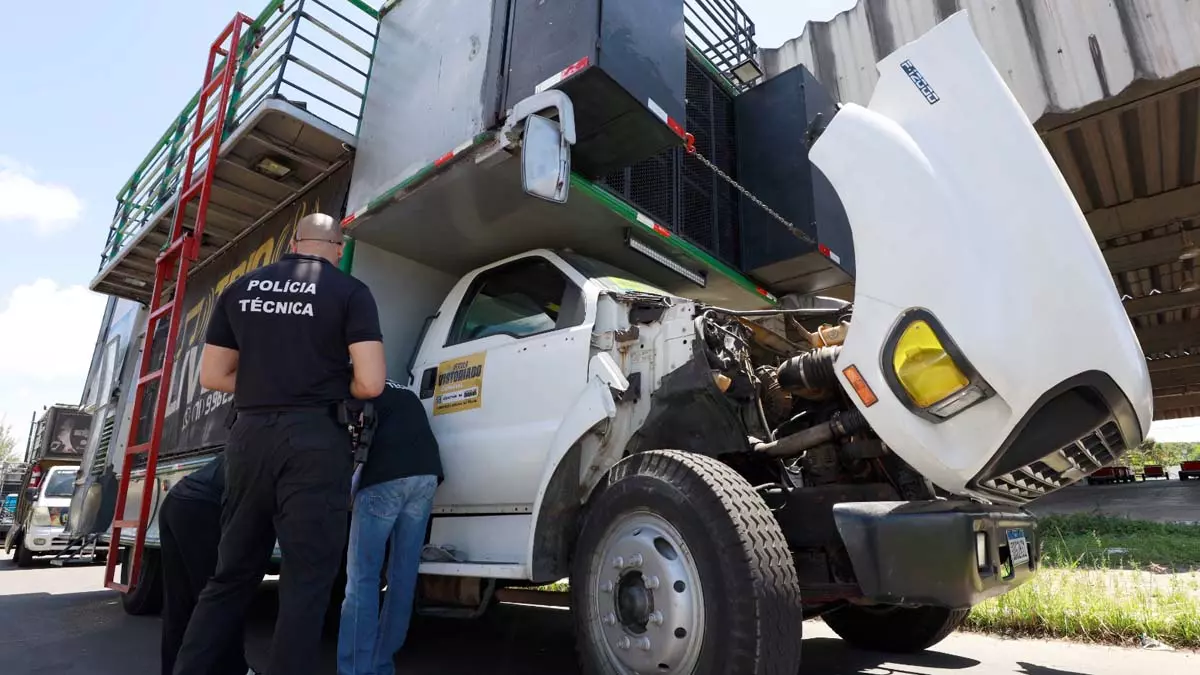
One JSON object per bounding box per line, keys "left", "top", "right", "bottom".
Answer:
{"left": 828, "top": 250, "right": 841, "bottom": 264}
{"left": 453, "top": 138, "right": 474, "bottom": 155}
{"left": 647, "top": 98, "right": 668, "bottom": 123}
{"left": 535, "top": 72, "right": 564, "bottom": 94}
{"left": 635, "top": 212, "right": 656, "bottom": 229}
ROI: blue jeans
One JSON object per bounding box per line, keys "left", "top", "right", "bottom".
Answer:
{"left": 337, "top": 474, "right": 438, "bottom": 675}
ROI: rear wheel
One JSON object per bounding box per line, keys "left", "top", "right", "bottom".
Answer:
{"left": 120, "top": 547, "right": 164, "bottom": 616}
{"left": 571, "top": 450, "right": 803, "bottom": 675}
{"left": 822, "top": 604, "right": 968, "bottom": 653}
{"left": 15, "top": 537, "right": 35, "bottom": 568}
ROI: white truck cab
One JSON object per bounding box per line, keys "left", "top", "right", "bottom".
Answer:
{"left": 12, "top": 464, "right": 79, "bottom": 567}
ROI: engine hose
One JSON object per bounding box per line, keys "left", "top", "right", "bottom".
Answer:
{"left": 776, "top": 346, "right": 841, "bottom": 392}
{"left": 753, "top": 408, "right": 869, "bottom": 458}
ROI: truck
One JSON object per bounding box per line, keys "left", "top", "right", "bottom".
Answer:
{"left": 1180, "top": 461, "right": 1200, "bottom": 481}
{"left": 4, "top": 405, "right": 93, "bottom": 566}
{"left": 66, "top": 1, "right": 1151, "bottom": 671}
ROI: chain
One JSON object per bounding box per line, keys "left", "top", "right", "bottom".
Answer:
{"left": 685, "top": 138, "right": 815, "bottom": 247}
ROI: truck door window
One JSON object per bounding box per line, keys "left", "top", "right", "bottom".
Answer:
{"left": 448, "top": 257, "right": 584, "bottom": 346}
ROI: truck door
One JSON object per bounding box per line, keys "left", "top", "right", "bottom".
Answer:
{"left": 411, "top": 253, "right": 593, "bottom": 510}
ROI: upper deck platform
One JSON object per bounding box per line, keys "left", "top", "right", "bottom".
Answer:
{"left": 91, "top": 0, "right": 377, "bottom": 303}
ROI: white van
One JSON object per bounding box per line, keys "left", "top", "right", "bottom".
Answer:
{"left": 13, "top": 464, "right": 79, "bottom": 567}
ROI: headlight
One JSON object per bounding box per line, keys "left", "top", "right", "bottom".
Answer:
{"left": 31, "top": 507, "right": 52, "bottom": 527}
{"left": 884, "top": 310, "right": 992, "bottom": 421}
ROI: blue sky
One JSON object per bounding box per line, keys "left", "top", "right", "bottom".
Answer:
{"left": 1, "top": 0, "right": 1196, "bottom": 445}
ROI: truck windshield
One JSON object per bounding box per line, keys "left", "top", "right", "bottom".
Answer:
{"left": 43, "top": 471, "right": 75, "bottom": 498}
{"left": 559, "top": 253, "right": 672, "bottom": 297}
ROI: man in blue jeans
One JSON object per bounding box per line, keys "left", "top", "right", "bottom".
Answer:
{"left": 338, "top": 380, "right": 443, "bottom": 675}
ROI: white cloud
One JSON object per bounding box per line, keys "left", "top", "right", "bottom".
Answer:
{"left": 0, "top": 280, "right": 107, "bottom": 435}
{"left": 0, "top": 156, "right": 84, "bottom": 234}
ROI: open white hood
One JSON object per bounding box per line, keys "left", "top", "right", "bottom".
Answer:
{"left": 808, "top": 12, "right": 1152, "bottom": 502}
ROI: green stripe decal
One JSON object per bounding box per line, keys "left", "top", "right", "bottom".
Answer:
{"left": 570, "top": 175, "right": 776, "bottom": 305}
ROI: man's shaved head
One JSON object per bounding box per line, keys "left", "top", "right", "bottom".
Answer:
{"left": 296, "top": 213, "right": 341, "bottom": 243}
{"left": 292, "top": 213, "right": 344, "bottom": 263}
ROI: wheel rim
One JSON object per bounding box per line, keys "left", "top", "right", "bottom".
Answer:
{"left": 587, "top": 511, "right": 705, "bottom": 674}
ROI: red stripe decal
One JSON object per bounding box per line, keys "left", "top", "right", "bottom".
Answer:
{"left": 652, "top": 224, "right": 672, "bottom": 238}
{"left": 341, "top": 214, "right": 355, "bottom": 228}
{"left": 756, "top": 287, "right": 770, "bottom": 297}
{"left": 818, "top": 243, "right": 831, "bottom": 258}
{"left": 433, "top": 151, "right": 455, "bottom": 167}
{"left": 562, "top": 56, "right": 590, "bottom": 79}
{"left": 667, "top": 117, "right": 686, "bottom": 138}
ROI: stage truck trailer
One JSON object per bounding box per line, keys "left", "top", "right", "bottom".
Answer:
{"left": 67, "top": 1, "right": 1151, "bottom": 671}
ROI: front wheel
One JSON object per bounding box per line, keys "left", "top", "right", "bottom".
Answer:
{"left": 571, "top": 450, "right": 803, "bottom": 675}
{"left": 15, "top": 537, "right": 35, "bottom": 568}
{"left": 822, "top": 604, "right": 968, "bottom": 653}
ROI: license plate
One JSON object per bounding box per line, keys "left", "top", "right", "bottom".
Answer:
{"left": 1006, "top": 528, "right": 1030, "bottom": 566}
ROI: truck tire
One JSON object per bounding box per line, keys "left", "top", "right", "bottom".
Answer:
{"left": 571, "top": 450, "right": 803, "bottom": 675}
{"left": 822, "top": 604, "right": 968, "bottom": 653}
{"left": 14, "top": 537, "right": 35, "bottom": 568}
{"left": 120, "top": 548, "right": 164, "bottom": 616}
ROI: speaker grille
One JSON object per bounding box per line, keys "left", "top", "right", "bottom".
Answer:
{"left": 602, "top": 55, "right": 740, "bottom": 266}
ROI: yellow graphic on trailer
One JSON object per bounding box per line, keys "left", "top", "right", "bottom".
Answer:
{"left": 433, "top": 352, "right": 486, "bottom": 415}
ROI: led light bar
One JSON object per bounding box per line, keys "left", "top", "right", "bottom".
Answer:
{"left": 626, "top": 234, "right": 707, "bottom": 287}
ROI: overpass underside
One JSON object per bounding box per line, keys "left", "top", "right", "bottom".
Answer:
{"left": 764, "top": 0, "right": 1200, "bottom": 421}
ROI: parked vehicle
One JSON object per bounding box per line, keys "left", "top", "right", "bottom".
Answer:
{"left": 1086, "top": 466, "right": 1136, "bottom": 485}
{"left": 1142, "top": 464, "right": 1167, "bottom": 480}
{"left": 0, "top": 493, "right": 17, "bottom": 537}
{"left": 1180, "top": 461, "right": 1200, "bottom": 481}
{"left": 68, "top": 3, "right": 1151, "bottom": 669}
{"left": 4, "top": 405, "right": 92, "bottom": 566}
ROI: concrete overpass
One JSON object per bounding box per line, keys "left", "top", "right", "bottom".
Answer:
{"left": 762, "top": 0, "right": 1200, "bottom": 421}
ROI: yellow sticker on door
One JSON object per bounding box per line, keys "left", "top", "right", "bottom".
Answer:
{"left": 433, "top": 352, "right": 486, "bottom": 415}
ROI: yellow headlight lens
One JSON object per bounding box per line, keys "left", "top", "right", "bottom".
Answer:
{"left": 892, "top": 320, "right": 969, "bottom": 408}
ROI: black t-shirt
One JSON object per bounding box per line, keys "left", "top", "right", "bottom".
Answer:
{"left": 205, "top": 253, "right": 383, "bottom": 409}
{"left": 167, "top": 453, "right": 226, "bottom": 505}
{"left": 359, "top": 381, "right": 444, "bottom": 490}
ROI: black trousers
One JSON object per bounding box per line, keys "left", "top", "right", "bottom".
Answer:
{"left": 160, "top": 493, "right": 246, "bottom": 675}
{"left": 173, "top": 411, "right": 353, "bottom": 675}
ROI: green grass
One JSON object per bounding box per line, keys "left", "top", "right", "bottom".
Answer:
{"left": 965, "top": 514, "right": 1200, "bottom": 648}
{"left": 1037, "top": 514, "right": 1200, "bottom": 572}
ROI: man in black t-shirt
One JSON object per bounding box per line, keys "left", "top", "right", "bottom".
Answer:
{"left": 336, "top": 380, "right": 442, "bottom": 675}
{"left": 174, "top": 213, "right": 386, "bottom": 675}
{"left": 159, "top": 454, "right": 252, "bottom": 675}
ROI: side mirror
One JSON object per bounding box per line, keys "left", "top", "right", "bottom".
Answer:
{"left": 522, "top": 114, "right": 571, "bottom": 204}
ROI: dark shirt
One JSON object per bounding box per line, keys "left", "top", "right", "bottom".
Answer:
{"left": 205, "top": 253, "right": 383, "bottom": 410}
{"left": 359, "top": 381, "right": 444, "bottom": 490}
{"left": 167, "top": 453, "right": 226, "bottom": 505}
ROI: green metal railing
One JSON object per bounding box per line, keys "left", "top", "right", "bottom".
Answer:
{"left": 100, "top": 0, "right": 377, "bottom": 271}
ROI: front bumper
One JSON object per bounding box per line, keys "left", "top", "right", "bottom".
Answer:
{"left": 833, "top": 500, "right": 1037, "bottom": 609}
{"left": 25, "top": 526, "right": 70, "bottom": 553}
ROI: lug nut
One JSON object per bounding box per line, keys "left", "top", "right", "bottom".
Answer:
{"left": 628, "top": 553, "right": 644, "bottom": 568}
{"left": 601, "top": 580, "right": 615, "bottom": 594}
{"left": 644, "top": 576, "right": 660, "bottom": 590}
{"left": 636, "top": 637, "right": 652, "bottom": 651}
{"left": 612, "top": 556, "right": 625, "bottom": 569}
{"left": 603, "top": 612, "right": 617, "bottom": 626}
{"left": 648, "top": 611, "right": 664, "bottom": 626}
{"left": 617, "top": 636, "right": 632, "bottom": 650}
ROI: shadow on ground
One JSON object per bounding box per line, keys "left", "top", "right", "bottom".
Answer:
{"left": 2, "top": 581, "right": 996, "bottom": 675}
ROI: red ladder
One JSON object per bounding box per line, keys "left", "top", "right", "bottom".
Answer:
{"left": 105, "top": 13, "right": 255, "bottom": 593}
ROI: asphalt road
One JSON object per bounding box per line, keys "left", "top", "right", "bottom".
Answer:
{"left": 1028, "top": 479, "right": 1200, "bottom": 523}
{"left": 1, "top": 552, "right": 1195, "bottom": 675}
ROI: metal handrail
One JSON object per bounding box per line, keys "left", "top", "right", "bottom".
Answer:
{"left": 683, "top": 0, "right": 758, "bottom": 91}
{"left": 100, "top": 0, "right": 376, "bottom": 270}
